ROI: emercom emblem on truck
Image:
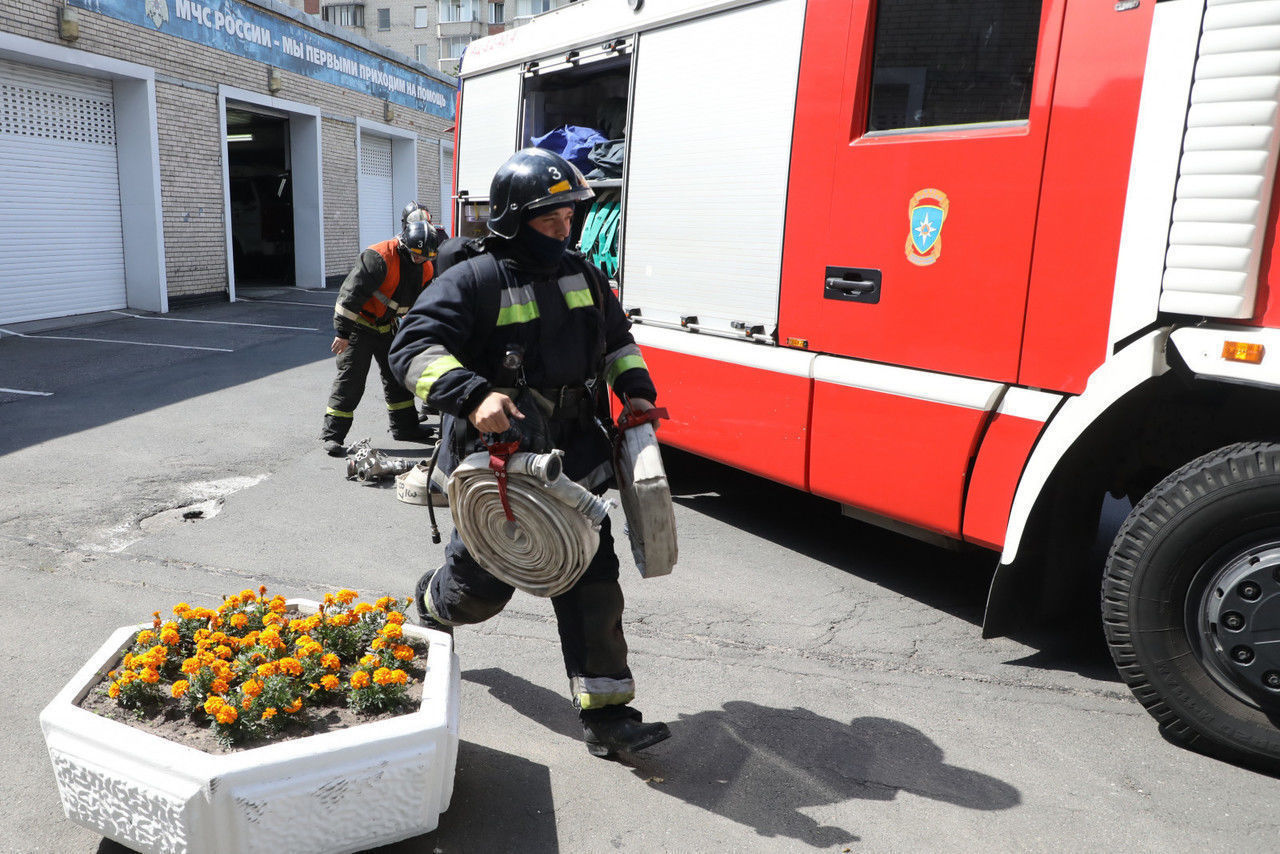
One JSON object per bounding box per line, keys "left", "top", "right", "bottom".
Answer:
{"left": 905, "top": 188, "right": 949, "bottom": 267}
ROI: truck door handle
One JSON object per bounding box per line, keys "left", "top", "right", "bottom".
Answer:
{"left": 824, "top": 266, "right": 881, "bottom": 304}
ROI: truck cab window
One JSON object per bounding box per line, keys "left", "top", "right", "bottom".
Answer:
{"left": 866, "top": 0, "right": 1041, "bottom": 132}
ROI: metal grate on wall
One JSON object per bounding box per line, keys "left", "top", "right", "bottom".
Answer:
{"left": 0, "top": 58, "right": 115, "bottom": 146}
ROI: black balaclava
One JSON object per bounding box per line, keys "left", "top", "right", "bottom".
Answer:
{"left": 513, "top": 203, "right": 574, "bottom": 269}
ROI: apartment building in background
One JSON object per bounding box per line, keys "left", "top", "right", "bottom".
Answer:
{"left": 287, "top": 0, "right": 572, "bottom": 76}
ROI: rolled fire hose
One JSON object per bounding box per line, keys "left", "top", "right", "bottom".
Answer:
{"left": 447, "top": 448, "right": 613, "bottom": 597}
{"left": 614, "top": 412, "right": 678, "bottom": 577}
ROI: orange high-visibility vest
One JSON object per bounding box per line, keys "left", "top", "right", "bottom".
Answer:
{"left": 357, "top": 240, "right": 434, "bottom": 324}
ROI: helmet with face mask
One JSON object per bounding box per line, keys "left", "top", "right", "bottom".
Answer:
{"left": 488, "top": 147, "right": 595, "bottom": 239}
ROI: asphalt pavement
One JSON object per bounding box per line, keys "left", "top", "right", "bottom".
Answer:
{"left": 1, "top": 288, "right": 1278, "bottom": 853}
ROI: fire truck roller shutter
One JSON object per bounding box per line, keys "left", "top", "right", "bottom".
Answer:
{"left": 455, "top": 68, "right": 521, "bottom": 207}
{"left": 0, "top": 58, "right": 126, "bottom": 324}
{"left": 620, "top": 0, "right": 805, "bottom": 337}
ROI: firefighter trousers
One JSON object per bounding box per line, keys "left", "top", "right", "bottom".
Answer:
{"left": 422, "top": 515, "right": 635, "bottom": 711}
{"left": 322, "top": 327, "right": 419, "bottom": 442}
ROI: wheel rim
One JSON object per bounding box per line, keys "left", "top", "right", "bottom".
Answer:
{"left": 1190, "top": 535, "right": 1280, "bottom": 713}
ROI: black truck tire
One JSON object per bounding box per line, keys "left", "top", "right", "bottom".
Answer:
{"left": 1103, "top": 441, "right": 1280, "bottom": 773}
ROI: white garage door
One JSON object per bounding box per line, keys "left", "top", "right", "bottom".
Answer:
{"left": 358, "top": 133, "right": 395, "bottom": 250}
{"left": 0, "top": 58, "right": 126, "bottom": 325}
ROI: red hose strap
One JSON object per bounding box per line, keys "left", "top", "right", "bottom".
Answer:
{"left": 617, "top": 406, "right": 669, "bottom": 433}
{"left": 487, "top": 440, "right": 521, "bottom": 522}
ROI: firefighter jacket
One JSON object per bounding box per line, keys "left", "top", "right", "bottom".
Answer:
{"left": 388, "top": 239, "right": 656, "bottom": 489}
{"left": 333, "top": 239, "right": 433, "bottom": 337}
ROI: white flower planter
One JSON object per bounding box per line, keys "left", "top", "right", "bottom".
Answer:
{"left": 39, "top": 599, "right": 460, "bottom": 854}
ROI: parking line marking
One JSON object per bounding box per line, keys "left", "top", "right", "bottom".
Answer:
{"left": 110, "top": 310, "right": 319, "bottom": 332}
{"left": 237, "top": 297, "right": 332, "bottom": 308}
{"left": 0, "top": 387, "right": 53, "bottom": 396}
{"left": 0, "top": 328, "right": 233, "bottom": 352}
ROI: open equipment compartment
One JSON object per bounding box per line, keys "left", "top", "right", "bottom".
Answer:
{"left": 520, "top": 43, "right": 633, "bottom": 283}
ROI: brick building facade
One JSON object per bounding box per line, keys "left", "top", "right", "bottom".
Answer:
{"left": 0, "top": 0, "right": 457, "bottom": 323}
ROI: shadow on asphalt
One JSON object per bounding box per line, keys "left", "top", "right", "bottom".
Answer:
{"left": 0, "top": 288, "right": 332, "bottom": 456}
{"left": 660, "top": 447, "right": 1119, "bottom": 682}
{"left": 461, "top": 668, "right": 1020, "bottom": 850}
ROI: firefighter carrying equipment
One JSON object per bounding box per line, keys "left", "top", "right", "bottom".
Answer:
{"left": 447, "top": 447, "right": 613, "bottom": 597}
{"left": 396, "top": 461, "right": 449, "bottom": 506}
{"left": 345, "top": 438, "right": 420, "bottom": 484}
{"left": 614, "top": 408, "right": 677, "bottom": 577}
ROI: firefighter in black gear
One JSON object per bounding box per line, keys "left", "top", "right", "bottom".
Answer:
{"left": 388, "top": 148, "right": 671, "bottom": 758}
{"left": 320, "top": 209, "right": 440, "bottom": 457}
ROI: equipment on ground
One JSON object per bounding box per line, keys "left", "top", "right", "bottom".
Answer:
{"left": 447, "top": 446, "right": 612, "bottom": 597}
{"left": 345, "top": 438, "right": 419, "bottom": 484}
{"left": 396, "top": 462, "right": 449, "bottom": 506}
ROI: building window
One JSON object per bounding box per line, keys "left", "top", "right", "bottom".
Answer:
{"left": 439, "top": 0, "right": 474, "bottom": 22}
{"left": 416, "top": 44, "right": 432, "bottom": 63}
{"left": 377, "top": 7, "right": 391, "bottom": 28}
{"left": 322, "top": 2, "right": 365, "bottom": 26}
{"left": 866, "top": 0, "right": 1041, "bottom": 132}
{"left": 489, "top": 2, "right": 504, "bottom": 24}
{"left": 414, "top": 6, "right": 430, "bottom": 26}
{"left": 529, "top": 0, "right": 551, "bottom": 13}
{"left": 440, "top": 35, "right": 472, "bottom": 59}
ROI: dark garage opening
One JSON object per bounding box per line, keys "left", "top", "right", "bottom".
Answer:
{"left": 227, "top": 108, "right": 294, "bottom": 286}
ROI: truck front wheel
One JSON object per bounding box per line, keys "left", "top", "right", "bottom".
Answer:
{"left": 1103, "top": 441, "right": 1280, "bottom": 772}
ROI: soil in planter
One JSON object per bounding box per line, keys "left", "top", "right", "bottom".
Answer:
{"left": 77, "top": 651, "right": 428, "bottom": 755}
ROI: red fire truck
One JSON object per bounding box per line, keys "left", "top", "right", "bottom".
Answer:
{"left": 450, "top": 0, "right": 1280, "bottom": 770}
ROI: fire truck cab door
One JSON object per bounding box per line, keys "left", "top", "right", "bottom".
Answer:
{"left": 782, "top": 0, "right": 1067, "bottom": 537}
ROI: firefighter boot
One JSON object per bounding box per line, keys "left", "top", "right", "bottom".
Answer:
{"left": 321, "top": 413, "right": 352, "bottom": 457}
{"left": 580, "top": 706, "right": 670, "bottom": 759}
{"left": 414, "top": 567, "right": 453, "bottom": 637}
{"left": 390, "top": 408, "right": 437, "bottom": 444}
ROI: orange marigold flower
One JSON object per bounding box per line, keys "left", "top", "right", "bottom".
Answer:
{"left": 249, "top": 652, "right": 266, "bottom": 665}
{"left": 140, "top": 668, "right": 161, "bottom": 685}
{"left": 321, "top": 653, "right": 340, "bottom": 671}
{"left": 261, "top": 707, "right": 277, "bottom": 720}
{"left": 373, "top": 667, "right": 394, "bottom": 686}
{"left": 204, "top": 696, "right": 225, "bottom": 714}
{"left": 380, "top": 623, "right": 403, "bottom": 639}
{"left": 359, "top": 654, "right": 379, "bottom": 668}
{"left": 258, "top": 585, "right": 268, "bottom": 597}
{"left": 171, "top": 680, "right": 189, "bottom": 698}
{"left": 353, "top": 602, "right": 373, "bottom": 615}
{"left": 322, "top": 593, "right": 336, "bottom": 606}
{"left": 284, "top": 697, "right": 303, "bottom": 714}
{"left": 229, "top": 613, "right": 249, "bottom": 629}
{"left": 336, "top": 589, "right": 358, "bottom": 605}
{"left": 279, "top": 657, "right": 303, "bottom": 677}
{"left": 385, "top": 611, "right": 405, "bottom": 626}
{"left": 375, "top": 596, "right": 394, "bottom": 611}
{"left": 211, "top": 678, "right": 230, "bottom": 694}
{"left": 181, "top": 657, "right": 200, "bottom": 675}
{"left": 152, "top": 611, "right": 162, "bottom": 628}
{"left": 214, "top": 645, "right": 232, "bottom": 660}
{"left": 137, "top": 630, "right": 156, "bottom": 646}
{"left": 320, "top": 674, "right": 340, "bottom": 691}
{"left": 388, "top": 669, "right": 408, "bottom": 685}
{"left": 173, "top": 602, "right": 191, "bottom": 615}
{"left": 269, "top": 596, "right": 287, "bottom": 613}
{"left": 243, "top": 678, "right": 263, "bottom": 698}
{"left": 350, "top": 671, "right": 371, "bottom": 689}
{"left": 108, "top": 682, "right": 121, "bottom": 699}
{"left": 216, "top": 705, "right": 239, "bottom": 724}
{"left": 393, "top": 645, "right": 415, "bottom": 661}
{"left": 225, "top": 594, "right": 241, "bottom": 608}
{"left": 160, "top": 628, "right": 180, "bottom": 646}
{"left": 241, "top": 696, "right": 253, "bottom": 711}
{"left": 372, "top": 638, "right": 387, "bottom": 651}
{"left": 256, "top": 662, "right": 279, "bottom": 679}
